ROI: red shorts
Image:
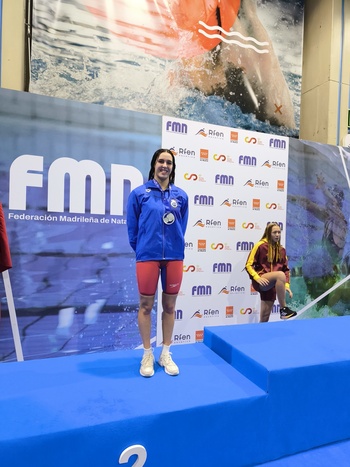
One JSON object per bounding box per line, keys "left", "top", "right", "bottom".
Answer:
{"left": 251, "top": 279, "right": 276, "bottom": 302}
{"left": 136, "top": 260, "right": 183, "bottom": 296}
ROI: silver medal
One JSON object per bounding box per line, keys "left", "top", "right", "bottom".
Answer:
{"left": 163, "top": 212, "right": 175, "bottom": 225}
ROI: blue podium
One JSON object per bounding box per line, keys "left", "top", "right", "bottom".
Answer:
{"left": 1, "top": 316, "right": 350, "bottom": 466}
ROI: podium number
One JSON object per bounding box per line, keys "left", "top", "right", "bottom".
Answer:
{"left": 119, "top": 445, "right": 147, "bottom": 466}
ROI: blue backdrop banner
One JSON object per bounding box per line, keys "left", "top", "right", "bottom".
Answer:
{"left": 1, "top": 88, "right": 350, "bottom": 363}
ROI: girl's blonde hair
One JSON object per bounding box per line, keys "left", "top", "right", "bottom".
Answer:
{"left": 260, "top": 222, "right": 282, "bottom": 263}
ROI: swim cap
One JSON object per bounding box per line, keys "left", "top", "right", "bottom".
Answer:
{"left": 86, "top": 0, "right": 241, "bottom": 59}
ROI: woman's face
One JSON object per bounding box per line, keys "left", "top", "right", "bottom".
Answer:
{"left": 270, "top": 225, "right": 281, "bottom": 244}
{"left": 154, "top": 151, "right": 173, "bottom": 184}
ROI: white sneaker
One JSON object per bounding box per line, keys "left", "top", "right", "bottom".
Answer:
{"left": 158, "top": 352, "right": 179, "bottom": 376}
{"left": 140, "top": 352, "right": 155, "bottom": 377}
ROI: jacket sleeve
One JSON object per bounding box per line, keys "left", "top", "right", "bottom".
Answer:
{"left": 181, "top": 193, "right": 189, "bottom": 235}
{"left": 126, "top": 190, "right": 140, "bottom": 252}
{"left": 245, "top": 241, "right": 262, "bottom": 281}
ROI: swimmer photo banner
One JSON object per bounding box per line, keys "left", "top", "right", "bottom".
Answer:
{"left": 29, "top": 0, "right": 304, "bottom": 138}
{"left": 161, "top": 116, "right": 289, "bottom": 345}
{"left": 287, "top": 140, "right": 350, "bottom": 320}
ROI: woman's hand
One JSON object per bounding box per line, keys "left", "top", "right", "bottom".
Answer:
{"left": 256, "top": 276, "right": 270, "bottom": 287}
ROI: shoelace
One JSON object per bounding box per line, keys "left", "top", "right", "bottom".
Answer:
{"left": 161, "top": 352, "right": 175, "bottom": 367}
{"left": 142, "top": 353, "right": 154, "bottom": 366}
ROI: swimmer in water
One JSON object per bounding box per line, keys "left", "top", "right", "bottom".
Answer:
{"left": 170, "top": 0, "right": 296, "bottom": 128}
{"left": 289, "top": 174, "right": 347, "bottom": 264}
{"left": 86, "top": 0, "right": 296, "bottom": 128}
{"left": 288, "top": 173, "right": 349, "bottom": 311}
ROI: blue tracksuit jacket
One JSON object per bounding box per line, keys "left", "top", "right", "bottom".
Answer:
{"left": 127, "top": 180, "right": 189, "bottom": 261}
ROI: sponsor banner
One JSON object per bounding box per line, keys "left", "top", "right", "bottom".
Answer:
{"left": 160, "top": 116, "right": 288, "bottom": 343}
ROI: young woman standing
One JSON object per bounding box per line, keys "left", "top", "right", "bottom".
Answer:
{"left": 127, "top": 149, "right": 189, "bottom": 376}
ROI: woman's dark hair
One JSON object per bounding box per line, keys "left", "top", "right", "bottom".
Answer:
{"left": 148, "top": 148, "right": 176, "bottom": 184}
